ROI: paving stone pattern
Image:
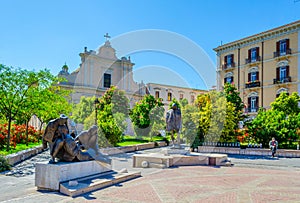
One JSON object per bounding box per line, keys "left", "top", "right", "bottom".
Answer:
{"left": 1, "top": 148, "right": 300, "bottom": 202}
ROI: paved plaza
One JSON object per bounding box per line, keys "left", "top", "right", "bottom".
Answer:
{"left": 1, "top": 148, "right": 300, "bottom": 203}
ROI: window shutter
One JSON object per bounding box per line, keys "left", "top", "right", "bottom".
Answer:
{"left": 231, "top": 54, "right": 234, "bottom": 63}
{"left": 231, "top": 76, "right": 234, "bottom": 83}
{"left": 276, "top": 67, "right": 280, "bottom": 80}
{"left": 248, "top": 49, "right": 251, "bottom": 59}
{"left": 224, "top": 77, "right": 226, "bottom": 84}
{"left": 256, "top": 71, "right": 259, "bottom": 81}
{"left": 224, "top": 55, "right": 227, "bottom": 64}
{"left": 248, "top": 97, "right": 251, "bottom": 108}
{"left": 256, "top": 47, "right": 259, "bottom": 57}
{"left": 276, "top": 41, "right": 280, "bottom": 52}
{"left": 255, "top": 97, "right": 259, "bottom": 108}
{"left": 286, "top": 66, "right": 290, "bottom": 77}
{"left": 248, "top": 73, "right": 251, "bottom": 82}
{"left": 286, "top": 39, "right": 290, "bottom": 49}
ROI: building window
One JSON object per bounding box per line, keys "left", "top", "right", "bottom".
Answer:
{"left": 246, "top": 47, "right": 260, "bottom": 64}
{"left": 248, "top": 71, "right": 259, "bottom": 82}
{"left": 155, "top": 91, "right": 160, "bottom": 99}
{"left": 103, "top": 73, "right": 111, "bottom": 88}
{"left": 274, "top": 66, "right": 290, "bottom": 84}
{"left": 247, "top": 96, "right": 258, "bottom": 112}
{"left": 224, "top": 54, "right": 234, "bottom": 68}
{"left": 167, "top": 92, "right": 172, "bottom": 101}
{"left": 274, "top": 39, "right": 290, "bottom": 57}
{"left": 224, "top": 76, "right": 233, "bottom": 84}
{"left": 191, "top": 95, "right": 195, "bottom": 103}
{"left": 179, "top": 93, "right": 184, "bottom": 100}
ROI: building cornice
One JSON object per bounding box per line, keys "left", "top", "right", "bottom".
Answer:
{"left": 214, "top": 20, "right": 300, "bottom": 55}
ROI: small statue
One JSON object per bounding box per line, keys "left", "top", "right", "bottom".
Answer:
{"left": 42, "top": 114, "right": 111, "bottom": 166}
{"left": 166, "top": 103, "right": 182, "bottom": 148}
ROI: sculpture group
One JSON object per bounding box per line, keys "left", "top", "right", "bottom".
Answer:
{"left": 42, "top": 114, "right": 109, "bottom": 165}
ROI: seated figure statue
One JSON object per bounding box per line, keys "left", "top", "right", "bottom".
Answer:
{"left": 42, "top": 114, "right": 110, "bottom": 166}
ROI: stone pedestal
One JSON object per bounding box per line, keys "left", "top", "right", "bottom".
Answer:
{"left": 35, "top": 161, "right": 111, "bottom": 191}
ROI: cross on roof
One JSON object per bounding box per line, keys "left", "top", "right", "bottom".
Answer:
{"left": 104, "top": 33, "right": 111, "bottom": 41}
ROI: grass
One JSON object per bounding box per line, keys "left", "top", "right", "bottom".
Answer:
{"left": 116, "top": 135, "right": 169, "bottom": 147}
{"left": 0, "top": 141, "right": 42, "bottom": 156}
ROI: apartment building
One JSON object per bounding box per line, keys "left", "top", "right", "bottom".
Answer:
{"left": 214, "top": 20, "right": 300, "bottom": 115}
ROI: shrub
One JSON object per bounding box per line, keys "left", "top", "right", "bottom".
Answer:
{"left": 0, "top": 156, "right": 11, "bottom": 172}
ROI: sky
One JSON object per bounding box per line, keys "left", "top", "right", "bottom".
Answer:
{"left": 0, "top": 0, "right": 300, "bottom": 90}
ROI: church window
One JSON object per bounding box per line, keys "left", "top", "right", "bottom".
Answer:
{"left": 104, "top": 73, "right": 111, "bottom": 88}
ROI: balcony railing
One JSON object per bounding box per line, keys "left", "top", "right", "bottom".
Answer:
{"left": 245, "top": 81, "right": 260, "bottom": 88}
{"left": 245, "top": 56, "right": 261, "bottom": 64}
{"left": 222, "top": 62, "right": 235, "bottom": 70}
{"left": 246, "top": 107, "right": 258, "bottom": 113}
{"left": 273, "top": 48, "right": 291, "bottom": 58}
{"left": 273, "top": 76, "right": 291, "bottom": 84}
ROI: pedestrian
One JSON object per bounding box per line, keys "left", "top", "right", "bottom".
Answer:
{"left": 269, "top": 137, "right": 278, "bottom": 157}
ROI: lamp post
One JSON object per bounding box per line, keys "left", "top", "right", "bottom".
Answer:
{"left": 94, "top": 98, "right": 100, "bottom": 125}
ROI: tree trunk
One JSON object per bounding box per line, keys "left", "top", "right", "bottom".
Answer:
{"left": 25, "top": 120, "right": 29, "bottom": 146}
{"left": 6, "top": 116, "right": 12, "bottom": 151}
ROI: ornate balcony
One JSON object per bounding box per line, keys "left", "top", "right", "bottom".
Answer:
{"left": 245, "top": 56, "right": 261, "bottom": 64}
{"left": 273, "top": 48, "right": 291, "bottom": 58}
{"left": 245, "top": 81, "right": 260, "bottom": 88}
{"left": 273, "top": 76, "right": 291, "bottom": 84}
{"left": 222, "top": 62, "right": 235, "bottom": 70}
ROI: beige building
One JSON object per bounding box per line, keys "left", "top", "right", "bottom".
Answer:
{"left": 214, "top": 20, "right": 300, "bottom": 115}
{"left": 58, "top": 38, "right": 146, "bottom": 106}
{"left": 146, "top": 83, "right": 206, "bottom": 111}
{"left": 57, "top": 35, "right": 206, "bottom": 133}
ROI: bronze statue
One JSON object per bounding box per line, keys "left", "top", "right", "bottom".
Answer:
{"left": 166, "top": 103, "right": 182, "bottom": 148}
{"left": 42, "top": 114, "right": 111, "bottom": 166}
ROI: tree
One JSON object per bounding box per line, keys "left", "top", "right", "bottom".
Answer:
{"left": 35, "top": 85, "right": 72, "bottom": 132}
{"left": 130, "top": 95, "right": 164, "bottom": 137}
{"left": 71, "top": 96, "right": 96, "bottom": 124}
{"left": 248, "top": 92, "right": 300, "bottom": 147}
{"left": 0, "top": 65, "right": 56, "bottom": 151}
{"left": 97, "top": 86, "right": 129, "bottom": 146}
{"left": 223, "top": 83, "right": 244, "bottom": 130}
{"left": 194, "top": 91, "right": 238, "bottom": 143}
{"left": 271, "top": 92, "right": 300, "bottom": 115}
{"left": 181, "top": 104, "right": 199, "bottom": 148}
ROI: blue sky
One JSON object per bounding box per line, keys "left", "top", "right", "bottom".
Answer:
{"left": 1, "top": 0, "right": 300, "bottom": 89}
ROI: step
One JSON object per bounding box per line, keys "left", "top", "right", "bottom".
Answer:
{"left": 60, "top": 171, "right": 141, "bottom": 197}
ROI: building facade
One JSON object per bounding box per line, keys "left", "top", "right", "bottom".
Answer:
{"left": 214, "top": 20, "right": 300, "bottom": 116}
{"left": 146, "top": 83, "right": 207, "bottom": 111}
{"left": 58, "top": 38, "right": 146, "bottom": 106}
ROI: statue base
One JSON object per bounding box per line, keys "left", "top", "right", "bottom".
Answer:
{"left": 35, "top": 161, "right": 111, "bottom": 191}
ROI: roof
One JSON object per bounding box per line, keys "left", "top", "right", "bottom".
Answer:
{"left": 213, "top": 20, "right": 300, "bottom": 52}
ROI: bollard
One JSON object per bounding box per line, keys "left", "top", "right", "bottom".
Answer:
{"left": 297, "top": 144, "right": 299, "bottom": 150}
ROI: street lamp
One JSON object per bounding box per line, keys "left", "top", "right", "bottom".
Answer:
{"left": 94, "top": 98, "right": 100, "bottom": 125}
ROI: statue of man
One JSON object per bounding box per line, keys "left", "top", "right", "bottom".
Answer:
{"left": 166, "top": 103, "right": 182, "bottom": 147}
{"left": 42, "top": 114, "right": 69, "bottom": 163}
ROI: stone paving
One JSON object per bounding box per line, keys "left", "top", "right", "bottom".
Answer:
{"left": 1, "top": 148, "right": 300, "bottom": 202}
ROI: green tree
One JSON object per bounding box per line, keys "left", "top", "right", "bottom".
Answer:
{"left": 271, "top": 92, "right": 300, "bottom": 115}
{"left": 71, "top": 96, "right": 96, "bottom": 124}
{"left": 130, "top": 95, "right": 164, "bottom": 137}
{"left": 223, "top": 83, "right": 244, "bottom": 130}
{"left": 97, "top": 86, "right": 129, "bottom": 146}
{"left": 0, "top": 65, "right": 56, "bottom": 151}
{"left": 248, "top": 92, "right": 300, "bottom": 147}
{"left": 35, "top": 86, "right": 72, "bottom": 131}
{"left": 181, "top": 104, "right": 199, "bottom": 148}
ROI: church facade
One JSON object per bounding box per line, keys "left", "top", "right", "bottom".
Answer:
{"left": 58, "top": 38, "right": 146, "bottom": 106}
{"left": 58, "top": 35, "right": 207, "bottom": 112}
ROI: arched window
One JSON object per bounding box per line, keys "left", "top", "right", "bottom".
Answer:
{"left": 247, "top": 92, "right": 259, "bottom": 113}
{"left": 276, "top": 88, "right": 289, "bottom": 98}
